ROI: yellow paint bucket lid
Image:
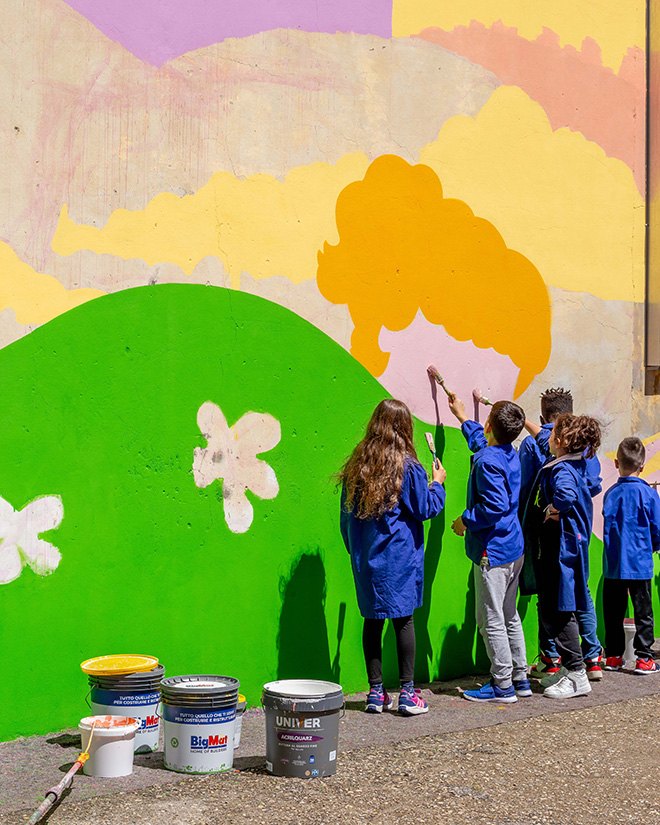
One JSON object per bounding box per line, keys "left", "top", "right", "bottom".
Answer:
{"left": 81, "top": 654, "right": 159, "bottom": 675}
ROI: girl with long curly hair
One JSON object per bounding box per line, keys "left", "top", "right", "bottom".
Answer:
{"left": 531, "top": 413, "right": 602, "bottom": 700}
{"left": 338, "top": 399, "right": 446, "bottom": 716}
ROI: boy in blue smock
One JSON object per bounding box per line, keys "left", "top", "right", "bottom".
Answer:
{"left": 519, "top": 387, "right": 603, "bottom": 681}
{"left": 602, "top": 437, "right": 660, "bottom": 675}
{"left": 448, "top": 394, "right": 529, "bottom": 703}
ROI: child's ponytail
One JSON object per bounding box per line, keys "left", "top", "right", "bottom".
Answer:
{"left": 554, "top": 414, "right": 601, "bottom": 458}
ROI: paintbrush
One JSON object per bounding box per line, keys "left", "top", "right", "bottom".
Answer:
{"left": 427, "top": 364, "right": 455, "bottom": 399}
{"left": 424, "top": 432, "right": 440, "bottom": 469}
{"left": 473, "top": 387, "right": 493, "bottom": 406}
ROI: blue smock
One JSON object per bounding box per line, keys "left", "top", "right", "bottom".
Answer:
{"left": 602, "top": 477, "right": 660, "bottom": 580}
{"left": 538, "top": 455, "right": 594, "bottom": 612}
{"left": 460, "top": 420, "right": 523, "bottom": 566}
{"left": 340, "top": 461, "right": 445, "bottom": 619}
{"left": 534, "top": 424, "right": 602, "bottom": 497}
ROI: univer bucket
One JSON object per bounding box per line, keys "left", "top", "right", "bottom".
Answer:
{"left": 262, "top": 679, "right": 344, "bottom": 778}
{"left": 79, "top": 716, "right": 140, "bottom": 778}
{"left": 88, "top": 665, "right": 165, "bottom": 753}
{"left": 161, "top": 675, "right": 239, "bottom": 774}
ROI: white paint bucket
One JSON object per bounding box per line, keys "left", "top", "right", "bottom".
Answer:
{"left": 79, "top": 716, "right": 140, "bottom": 778}
{"left": 624, "top": 618, "right": 636, "bottom": 664}
{"left": 262, "top": 679, "right": 344, "bottom": 778}
{"left": 88, "top": 665, "right": 164, "bottom": 753}
{"left": 161, "top": 675, "right": 239, "bottom": 774}
{"left": 233, "top": 694, "right": 247, "bottom": 749}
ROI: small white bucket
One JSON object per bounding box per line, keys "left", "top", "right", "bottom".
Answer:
{"left": 624, "top": 618, "right": 636, "bottom": 664}
{"left": 233, "top": 695, "right": 247, "bottom": 749}
{"left": 79, "top": 715, "right": 140, "bottom": 777}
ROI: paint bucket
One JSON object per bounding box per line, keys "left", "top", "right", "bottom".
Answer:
{"left": 79, "top": 715, "right": 140, "bottom": 778}
{"left": 262, "top": 679, "right": 344, "bottom": 778}
{"left": 88, "top": 664, "right": 165, "bottom": 753}
{"left": 624, "top": 618, "right": 636, "bottom": 664}
{"left": 233, "top": 694, "right": 247, "bottom": 749}
{"left": 161, "top": 675, "right": 239, "bottom": 774}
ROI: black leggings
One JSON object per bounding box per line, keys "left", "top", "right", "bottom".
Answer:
{"left": 362, "top": 615, "right": 415, "bottom": 685}
{"left": 537, "top": 521, "right": 583, "bottom": 671}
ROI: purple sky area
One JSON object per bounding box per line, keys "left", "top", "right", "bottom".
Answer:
{"left": 63, "top": 0, "right": 393, "bottom": 66}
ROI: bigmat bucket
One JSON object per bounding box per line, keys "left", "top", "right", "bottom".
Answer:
{"left": 88, "top": 665, "right": 165, "bottom": 753}
{"left": 161, "top": 675, "right": 239, "bottom": 774}
{"left": 262, "top": 679, "right": 343, "bottom": 778}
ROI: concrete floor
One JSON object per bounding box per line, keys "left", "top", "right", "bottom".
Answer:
{"left": 3, "top": 666, "right": 660, "bottom": 824}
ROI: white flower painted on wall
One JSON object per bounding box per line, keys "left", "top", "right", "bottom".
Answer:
{"left": 193, "top": 402, "right": 281, "bottom": 533}
{"left": 0, "top": 495, "right": 65, "bottom": 585}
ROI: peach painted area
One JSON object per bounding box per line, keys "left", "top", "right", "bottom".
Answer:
{"left": 415, "top": 22, "right": 645, "bottom": 195}
{"left": 378, "top": 312, "right": 519, "bottom": 427}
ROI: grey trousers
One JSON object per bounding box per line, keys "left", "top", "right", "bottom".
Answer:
{"left": 473, "top": 555, "right": 527, "bottom": 688}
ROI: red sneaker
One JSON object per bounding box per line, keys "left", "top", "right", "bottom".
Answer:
{"left": 530, "top": 655, "right": 561, "bottom": 678}
{"left": 585, "top": 657, "right": 603, "bottom": 681}
{"left": 604, "top": 656, "right": 624, "bottom": 671}
{"left": 634, "top": 657, "right": 660, "bottom": 675}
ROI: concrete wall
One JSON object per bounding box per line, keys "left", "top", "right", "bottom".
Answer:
{"left": 0, "top": 0, "right": 654, "bottom": 740}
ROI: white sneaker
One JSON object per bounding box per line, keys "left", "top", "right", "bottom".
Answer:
{"left": 540, "top": 666, "right": 567, "bottom": 688}
{"left": 543, "top": 669, "right": 592, "bottom": 699}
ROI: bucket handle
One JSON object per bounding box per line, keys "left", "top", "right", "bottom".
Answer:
{"left": 84, "top": 688, "right": 92, "bottom": 709}
{"left": 155, "top": 700, "right": 163, "bottom": 720}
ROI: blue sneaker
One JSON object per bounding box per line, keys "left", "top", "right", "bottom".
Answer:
{"left": 513, "top": 678, "right": 532, "bottom": 697}
{"left": 365, "top": 686, "right": 393, "bottom": 713}
{"left": 463, "top": 681, "right": 517, "bottom": 704}
{"left": 397, "top": 688, "right": 429, "bottom": 715}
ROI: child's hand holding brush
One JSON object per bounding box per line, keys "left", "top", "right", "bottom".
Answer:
{"left": 447, "top": 393, "right": 468, "bottom": 424}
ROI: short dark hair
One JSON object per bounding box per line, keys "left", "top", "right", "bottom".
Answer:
{"left": 617, "top": 437, "right": 645, "bottom": 472}
{"left": 489, "top": 401, "right": 525, "bottom": 445}
{"left": 540, "top": 387, "right": 573, "bottom": 421}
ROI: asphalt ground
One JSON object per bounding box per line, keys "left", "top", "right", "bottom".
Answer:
{"left": 3, "top": 663, "right": 660, "bottom": 824}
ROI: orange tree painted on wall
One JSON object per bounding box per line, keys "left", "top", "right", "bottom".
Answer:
{"left": 317, "top": 155, "right": 552, "bottom": 397}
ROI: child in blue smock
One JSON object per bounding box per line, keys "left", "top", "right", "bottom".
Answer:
{"left": 602, "top": 437, "right": 660, "bottom": 674}
{"left": 447, "top": 394, "right": 528, "bottom": 704}
{"left": 519, "top": 387, "right": 603, "bottom": 681}
{"left": 527, "top": 413, "right": 601, "bottom": 699}
{"left": 339, "top": 398, "right": 446, "bottom": 716}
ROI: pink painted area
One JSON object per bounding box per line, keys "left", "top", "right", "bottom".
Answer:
{"left": 415, "top": 22, "right": 645, "bottom": 194}
{"left": 62, "top": 0, "right": 393, "bottom": 66}
{"left": 378, "top": 312, "right": 519, "bottom": 427}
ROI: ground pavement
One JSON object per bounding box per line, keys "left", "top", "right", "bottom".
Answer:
{"left": 3, "top": 668, "right": 660, "bottom": 825}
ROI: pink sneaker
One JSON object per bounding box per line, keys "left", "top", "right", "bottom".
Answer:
{"left": 365, "top": 686, "right": 393, "bottom": 713}
{"left": 398, "top": 688, "right": 428, "bottom": 716}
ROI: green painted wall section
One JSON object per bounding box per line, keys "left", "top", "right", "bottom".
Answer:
{"left": 0, "top": 285, "right": 641, "bottom": 742}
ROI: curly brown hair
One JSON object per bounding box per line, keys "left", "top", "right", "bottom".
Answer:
{"left": 338, "top": 398, "right": 419, "bottom": 520}
{"left": 553, "top": 413, "right": 601, "bottom": 459}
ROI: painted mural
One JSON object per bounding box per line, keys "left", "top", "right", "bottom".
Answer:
{"left": 0, "top": 0, "right": 655, "bottom": 740}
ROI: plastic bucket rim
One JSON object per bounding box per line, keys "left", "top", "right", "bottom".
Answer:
{"left": 262, "top": 679, "right": 343, "bottom": 699}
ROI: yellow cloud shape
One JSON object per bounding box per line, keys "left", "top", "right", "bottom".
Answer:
{"left": 317, "top": 155, "right": 551, "bottom": 397}
{"left": 0, "top": 241, "right": 103, "bottom": 325}
{"left": 419, "top": 86, "right": 644, "bottom": 303}
{"left": 52, "top": 154, "right": 370, "bottom": 288}
{"left": 392, "top": 0, "right": 644, "bottom": 71}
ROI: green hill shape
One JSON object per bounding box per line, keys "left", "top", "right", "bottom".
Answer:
{"left": 0, "top": 285, "right": 599, "bottom": 740}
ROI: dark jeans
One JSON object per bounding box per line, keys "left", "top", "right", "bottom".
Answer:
{"left": 363, "top": 614, "right": 415, "bottom": 685}
{"left": 603, "top": 578, "right": 655, "bottom": 659}
{"left": 537, "top": 521, "right": 583, "bottom": 671}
